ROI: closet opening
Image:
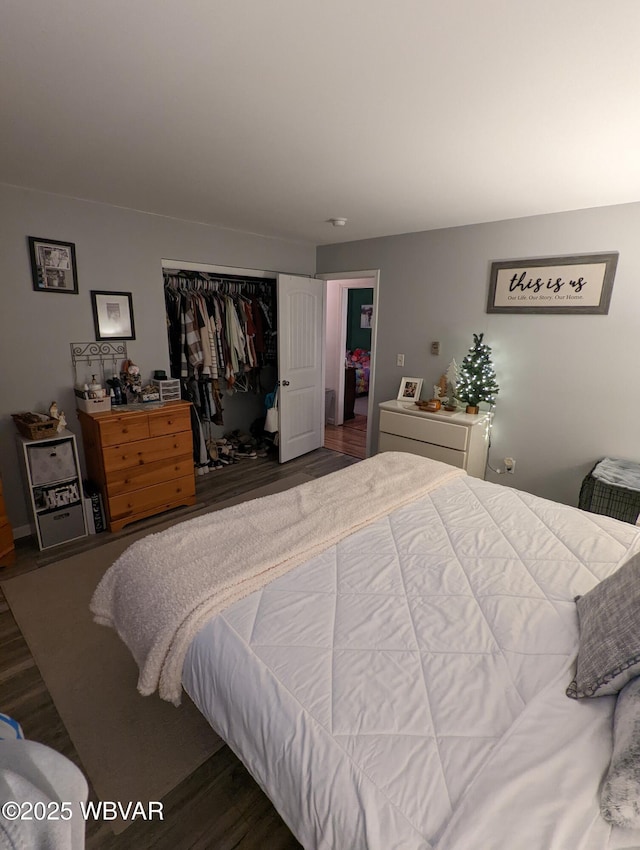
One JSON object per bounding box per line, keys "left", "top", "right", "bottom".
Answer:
{"left": 162, "top": 262, "right": 279, "bottom": 475}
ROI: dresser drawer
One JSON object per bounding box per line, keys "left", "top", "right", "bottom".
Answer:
{"left": 105, "top": 455, "right": 194, "bottom": 496}
{"left": 108, "top": 475, "right": 196, "bottom": 524}
{"left": 103, "top": 431, "right": 193, "bottom": 474}
{"left": 99, "top": 413, "right": 150, "bottom": 447}
{"left": 379, "top": 432, "right": 467, "bottom": 468}
{"left": 148, "top": 407, "right": 191, "bottom": 437}
{"left": 379, "top": 409, "right": 469, "bottom": 451}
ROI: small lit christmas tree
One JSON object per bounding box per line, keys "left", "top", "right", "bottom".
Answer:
{"left": 456, "top": 332, "right": 499, "bottom": 411}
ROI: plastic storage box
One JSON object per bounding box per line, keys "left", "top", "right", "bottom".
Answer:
{"left": 151, "top": 378, "right": 181, "bottom": 402}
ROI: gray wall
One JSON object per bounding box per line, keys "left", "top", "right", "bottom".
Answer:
{"left": 0, "top": 184, "right": 314, "bottom": 533}
{"left": 317, "top": 202, "right": 640, "bottom": 507}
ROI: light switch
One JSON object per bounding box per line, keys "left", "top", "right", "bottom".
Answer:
{"left": 396, "top": 354, "right": 405, "bottom": 367}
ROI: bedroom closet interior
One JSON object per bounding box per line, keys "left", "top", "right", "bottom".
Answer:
{"left": 163, "top": 268, "right": 278, "bottom": 473}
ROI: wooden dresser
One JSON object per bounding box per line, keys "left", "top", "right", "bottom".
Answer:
{"left": 77, "top": 401, "right": 196, "bottom": 532}
{"left": 0, "top": 473, "right": 15, "bottom": 566}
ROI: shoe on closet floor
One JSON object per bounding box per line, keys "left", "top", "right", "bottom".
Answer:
{"left": 235, "top": 444, "right": 257, "bottom": 459}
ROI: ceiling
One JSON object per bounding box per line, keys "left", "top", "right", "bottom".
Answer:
{"left": 2, "top": 1, "right": 640, "bottom": 246}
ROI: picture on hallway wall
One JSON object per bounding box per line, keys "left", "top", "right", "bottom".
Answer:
{"left": 360, "top": 304, "right": 373, "bottom": 328}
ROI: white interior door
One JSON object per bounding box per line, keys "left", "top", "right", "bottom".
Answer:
{"left": 277, "top": 273, "right": 325, "bottom": 463}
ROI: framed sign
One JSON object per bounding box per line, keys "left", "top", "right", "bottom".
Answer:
{"left": 91, "top": 290, "right": 136, "bottom": 340}
{"left": 28, "top": 236, "right": 79, "bottom": 294}
{"left": 487, "top": 252, "right": 618, "bottom": 314}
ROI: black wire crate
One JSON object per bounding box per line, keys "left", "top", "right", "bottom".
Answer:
{"left": 579, "top": 460, "right": 640, "bottom": 524}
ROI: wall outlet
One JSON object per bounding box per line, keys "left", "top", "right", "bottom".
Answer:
{"left": 430, "top": 341, "right": 440, "bottom": 356}
{"left": 396, "top": 354, "right": 405, "bottom": 367}
{"left": 504, "top": 457, "right": 516, "bottom": 474}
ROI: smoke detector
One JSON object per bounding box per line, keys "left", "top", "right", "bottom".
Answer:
{"left": 328, "top": 217, "right": 347, "bottom": 227}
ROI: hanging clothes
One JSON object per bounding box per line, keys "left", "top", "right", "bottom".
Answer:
{"left": 163, "top": 271, "right": 277, "bottom": 427}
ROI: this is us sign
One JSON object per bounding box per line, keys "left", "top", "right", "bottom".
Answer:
{"left": 487, "top": 252, "right": 618, "bottom": 314}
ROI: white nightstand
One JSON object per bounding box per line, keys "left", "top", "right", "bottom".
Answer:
{"left": 378, "top": 400, "right": 492, "bottom": 478}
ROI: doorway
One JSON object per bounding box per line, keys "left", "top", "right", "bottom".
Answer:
{"left": 318, "top": 272, "right": 379, "bottom": 460}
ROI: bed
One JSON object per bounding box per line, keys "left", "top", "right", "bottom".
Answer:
{"left": 91, "top": 453, "right": 640, "bottom": 850}
{"left": 346, "top": 348, "right": 370, "bottom": 395}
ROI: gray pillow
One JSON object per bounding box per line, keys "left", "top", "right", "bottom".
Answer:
{"left": 566, "top": 551, "right": 640, "bottom": 699}
{"left": 601, "top": 675, "right": 640, "bottom": 828}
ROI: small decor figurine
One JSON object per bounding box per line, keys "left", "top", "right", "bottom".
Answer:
{"left": 444, "top": 359, "right": 459, "bottom": 410}
{"left": 456, "top": 333, "right": 499, "bottom": 414}
{"left": 425, "top": 384, "right": 442, "bottom": 411}
{"left": 48, "top": 401, "right": 67, "bottom": 432}
{"left": 120, "top": 359, "right": 142, "bottom": 400}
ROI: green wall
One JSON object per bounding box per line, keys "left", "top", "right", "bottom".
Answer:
{"left": 346, "top": 288, "right": 373, "bottom": 351}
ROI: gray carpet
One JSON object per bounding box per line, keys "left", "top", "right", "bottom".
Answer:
{"left": 2, "top": 473, "right": 313, "bottom": 833}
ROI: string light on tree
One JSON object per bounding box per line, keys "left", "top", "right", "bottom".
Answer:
{"left": 456, "top": 332, "right": 499, "bottom": 414}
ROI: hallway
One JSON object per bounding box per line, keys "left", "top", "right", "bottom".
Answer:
{"left": 324, "top": 395, "right": 368, "bottom": 459}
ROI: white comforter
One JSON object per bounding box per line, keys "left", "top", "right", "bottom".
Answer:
{"left": 91, "top": 453, "right": 463, "bottom": 705}
{"left": 183, "top": 473, "right": 640, "bottom": 850}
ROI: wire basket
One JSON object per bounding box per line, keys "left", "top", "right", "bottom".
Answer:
{"left": 579, "top": 461, "right": 640, "bottom": 524}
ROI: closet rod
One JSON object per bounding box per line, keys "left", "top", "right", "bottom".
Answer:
{"left": 163, "top": 270, "right": 275, "bottom": 286}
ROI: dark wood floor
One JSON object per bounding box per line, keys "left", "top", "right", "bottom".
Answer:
{"left": 324, "top": 415, "right": 367, "bottom": 459}
{"left": 0, "top": 447, "right": 359, "bottom": 849}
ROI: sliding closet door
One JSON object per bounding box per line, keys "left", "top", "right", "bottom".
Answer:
{"left": 277, "top": 274, "right": 325, "bottom": 463}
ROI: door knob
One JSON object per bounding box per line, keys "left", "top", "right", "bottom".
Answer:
{"left": 281, "top": 380, "right": 290, "bottom": 386}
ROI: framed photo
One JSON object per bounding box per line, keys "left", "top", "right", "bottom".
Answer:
{"left": 360, "top": 304, "right": 374, "bottom": 328}
{"left": 28, "top": 236, "right": 79, "bottom": 294}
{"left": 487, "top": 252, "right": 618, "bottom": 314}
{"left": 397, "top": 377, "right": 423, "bottom": 401}
{"left": 91, "top": 290, "right": 136, "bottom": 340}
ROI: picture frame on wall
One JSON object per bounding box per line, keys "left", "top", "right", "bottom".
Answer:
{"left": 486, "top": 252, "right": 619, "bottom": 314}
{"left": 397, "top": 377, "right": 423, "bottom": 401}
{"left": 28, "top": 236, "right": 79, "bottom": 294}
{"left": 91, "top": 290, "right": 136, "bottom": 340}
{"left": 360, "top": 304, "right": 374, "bottom": 328}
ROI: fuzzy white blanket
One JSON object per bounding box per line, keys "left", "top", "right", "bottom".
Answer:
{"left": 90, "top": 452, "right": 465, "bottom": 705}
